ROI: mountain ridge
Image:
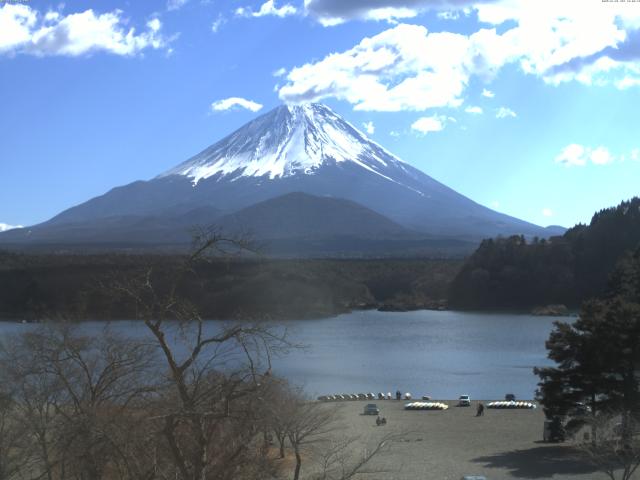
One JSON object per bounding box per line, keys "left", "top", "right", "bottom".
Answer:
{"left": 1, "top": 103, "right": 563, "bottom": 253}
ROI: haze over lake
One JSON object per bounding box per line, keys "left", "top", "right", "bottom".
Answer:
{"left": 0, "top": 310, "right": 559, "bottom": 400}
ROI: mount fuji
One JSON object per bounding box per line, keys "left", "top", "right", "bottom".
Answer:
{"left": 0, "top": 103, "right": 562, "bottom": 254}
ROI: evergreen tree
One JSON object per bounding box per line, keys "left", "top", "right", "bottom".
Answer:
{"left": 535, "top": 249, "right": 640, "bottom": 444}
{"left": 450, "top": 197, "right": 640, "bottom": 310}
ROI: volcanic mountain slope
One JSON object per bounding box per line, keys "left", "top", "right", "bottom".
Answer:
{"left": 0, "top": 103, "right": 561, "bottom": 252}
{"left": 218, "top": 192, "right": 410, "bottom": 239}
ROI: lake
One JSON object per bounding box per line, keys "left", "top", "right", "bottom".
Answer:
{"left": 0, "top": 310, "right": 566, "bottom": 400}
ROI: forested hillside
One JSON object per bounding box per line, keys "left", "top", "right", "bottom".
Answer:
{"left": 449, "top": 197, "right": 640, "bottom": 310}
{"left": 0, "top": 253, "right": 460, "bottom": 321}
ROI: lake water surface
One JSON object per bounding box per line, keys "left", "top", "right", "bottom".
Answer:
{"left": 0, "top": 310, "right": 566, "bottom": 400}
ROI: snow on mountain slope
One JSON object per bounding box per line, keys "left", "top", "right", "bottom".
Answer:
{"left": 1, "top": 102, "right": 557, "bottom": 247}
{"left": 159, "top": 103, "right": 418, "bottom": 191}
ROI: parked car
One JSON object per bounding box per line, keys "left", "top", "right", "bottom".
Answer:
{"left": 458, "top": 395, "right": 471, "bottom": 407}
{"left": 363, "top": 403, "right": 380, "bottom": 415}
{"left": 505, "top": 393, "right": 516, "bottom": 401}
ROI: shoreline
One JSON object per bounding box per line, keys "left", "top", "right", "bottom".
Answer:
{"left": 0, "top": 303, "right": 577, "bottom": 323}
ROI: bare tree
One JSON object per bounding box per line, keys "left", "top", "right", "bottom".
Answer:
{"left": 0, "top": 390, "right": 33, "bottom": 480}
{"left": 0, "top": 323, "right": 159, "bottom": 480}
{"left": 311, "top": 433, "right": 401, "bottom": 480}
{"left": 577, "top": 413, "right": 640, "bottom": 480}
{"left": 264, "top": 382, "right": 403, "bottom": 480}
{"left": 110, "top": 230, "right": 293, "bottom": 480}
{"left": 267, "top": 384, "right": 293, "bottom": 460}
{"left": 0, "top": 230, "right": 306, "bottom": 480}
{"left": 0, "top": 334, "right": 61, "bottom": 480}
{"left": 285, "top": 397, "right": 340, "bottom": 480}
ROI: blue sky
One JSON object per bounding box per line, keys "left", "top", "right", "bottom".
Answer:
{"left": 1, "top": 0, "right": 639, "bottom": 230}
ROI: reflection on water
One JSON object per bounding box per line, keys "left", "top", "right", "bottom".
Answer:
{"left": 0, "top": 309, "right": 562, "bottom": 400}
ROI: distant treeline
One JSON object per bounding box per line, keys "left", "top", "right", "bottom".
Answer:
{"left": 449, "top": 197, "right": 640, "bottom": 310}
{"left": 0, "top": 253, "right": 461, "bottom": 321}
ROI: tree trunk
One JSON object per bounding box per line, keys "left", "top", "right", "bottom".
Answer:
{"left": 591, "top": 393, "right": 597, "bottom": 447}
{"left": 197, "top": 416, "right": 208, "bottom": 480}
{"left": 277, "top": 433, "right": 286, "bottom": 459}
{"left": 293, "top": 446, "right": 302, "bottom": 480}
{"left": 37, "top": 432, "right": 54, "bottom": 480}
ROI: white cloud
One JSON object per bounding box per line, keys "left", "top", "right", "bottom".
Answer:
{"left": 305, "top": 0, "right": 491, "bottom": 26}
{"left": 474, "top": 0, "right": 640, "bottom": 89}
{"left": 589, "top": 146, "right": 614, "bottom": 165}
{"left": 495, "top": 106, "right": 516, "bottom": 118}
{"left": 0, "top": 223, "right": 23, "bottom": 232}
{"left": 279, "top": 17, "right": 595, "bottom": 112}
{"left": 631, "top": 148, "right": 640, "bottom": 162}
{"left": 362, "top": 121, "right": 375, "bottom": 135}
{"left": 279, "top": 24, "right": 484, "bottom": 112}
{"left": 490, "top": 200, "right": 500, "bottom": 209}
{"left": 0, "top": 4, "right": 36, "bottom": 53}
{"left": 167, "top": 0, "right": 188, "bottom": 11}
{"left": 44, "top": 11, "right": 60, "bottom": 22}
{"left": 291, "top": 0, "right": 640, "bottom": 109}
{"left": 0, "top": 4, "right": 170, "bottom": 57}
{"left": 211, "top": 15, "right": 226, "bottom": 33}
{"left": 255, "top": 0, "right": 297, "bottom": 17}
{"left": 411, "top": 115, "right": 446, "bottom": 134}
{"left": 389, "top": 130, "right": 401, "bottom": 137}
{"left": 617, "top": 77, "right": 640, "bottom": 89}
{"left": 542, "top": 208, "right": 553, "bottom": 217}
{"left": 481, "top": 88, "right": 495, "bottom": 98}
{"left": 211, "top": 97, "right": 263, "bottom": 112}
{"left": 148, "top": 18, "right": 161, "bottom": 33}
{"left": 314, "top": 7, "right": 418, "bottom": 26}
{"left": 465, "top": 105, "right": 483, "bottom": 114}
{"left": 555, "top": 144, "right": 616, "bottom": 167}
{"left": 237, "top": 1, "right": 297, "bottom": 18}
{"left": 437, "top": 9, "right": 472, "bottom": 21}
{"left": 273, "top": 67, "right": 287, "bottom": 77}
{"left": 437, "top": 10, "right": 458, "bottom": 21}
{"left": 555, "top": 143, "right": 587, "bottom": 167}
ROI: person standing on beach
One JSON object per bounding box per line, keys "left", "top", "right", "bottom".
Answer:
{"left": 476, "top": 402, "right": 485, "bottom": 416}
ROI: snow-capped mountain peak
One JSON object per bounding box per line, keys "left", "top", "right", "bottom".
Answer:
{"left": 159, "top": 103, "right": 408, "bottom": 184}
{"left": 3, "top": 103, "right": 553, "bottom": 247}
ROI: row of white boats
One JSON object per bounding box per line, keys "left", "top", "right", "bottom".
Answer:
{"left": 316, "top": 394, "right": 537, "bottom": 410}
{"left": 404, "top": 401, "right": 536, "bottom": 411}
{"left": 487, "top": 401, "right": 537, "bottom": 409}
{"left": 404, "top": 402, "right": 449, "bottom": 410}
{"left": 318, "top": 392, "right": 420, "bottom": 402}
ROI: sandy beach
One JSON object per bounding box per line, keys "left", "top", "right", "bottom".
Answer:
{"left": 312, "top": 399, "right": 604, "bottom": 480}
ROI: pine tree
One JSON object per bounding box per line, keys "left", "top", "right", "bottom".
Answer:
{"left": 535, "top": 249, "right": 640, "bottom": 443}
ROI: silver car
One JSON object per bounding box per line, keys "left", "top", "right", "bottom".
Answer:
{"left": 363, "top": 403, "right": 380, "bottom": 415}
